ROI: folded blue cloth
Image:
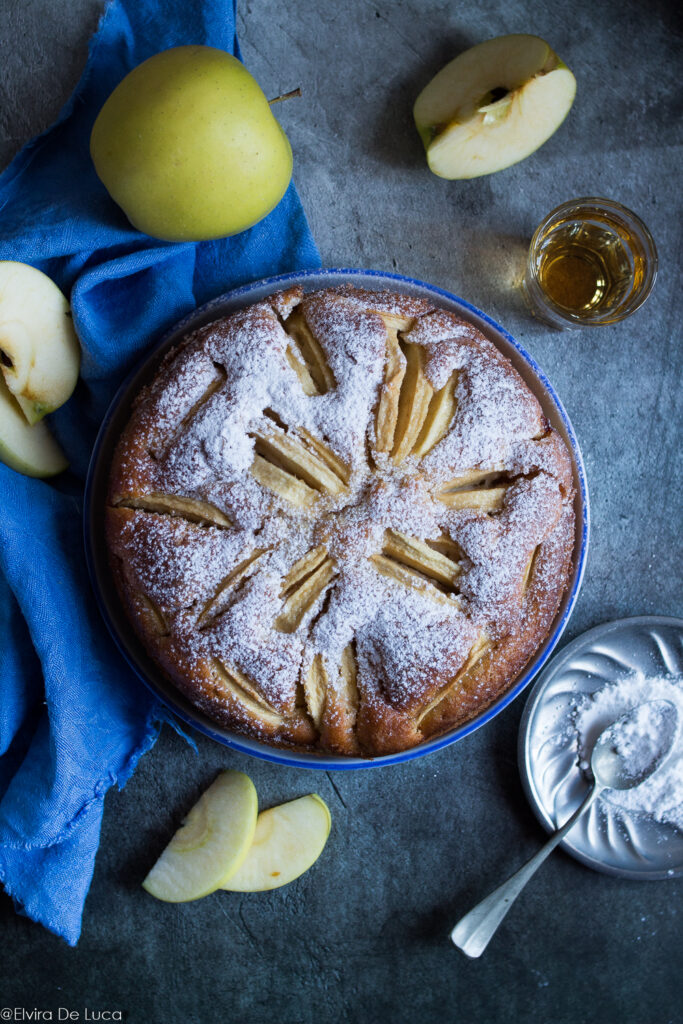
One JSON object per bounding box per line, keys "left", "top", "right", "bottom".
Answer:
{"left": 0, "top": 0, "right": 320, "bottom": 945}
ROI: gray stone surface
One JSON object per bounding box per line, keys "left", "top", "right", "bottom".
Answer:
{"left": 1, "top": 0, "right": 681, "bottom": 1022}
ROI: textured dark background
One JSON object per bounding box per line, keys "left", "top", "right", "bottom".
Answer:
{"left": 1, "top": 0, "right": 682, "bottom": 1021}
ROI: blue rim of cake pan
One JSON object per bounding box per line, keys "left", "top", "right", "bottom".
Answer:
{"left": 84, "top": 267, "right": 590, "bottom": 771}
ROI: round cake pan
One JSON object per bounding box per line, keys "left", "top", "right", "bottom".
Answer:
{"left": 84, "top": 268, "right": 590, "bottom": 770}
{"left": 519, "top": 616, "right": 683, "bottom": 879}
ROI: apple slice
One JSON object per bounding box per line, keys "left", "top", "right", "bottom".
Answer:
{"left": 414, "top": 34, "right": 576, "bottom": 179}
{"left": 0, "top": 375, "right": 68, "bottom": 477}
{"left": 0, "top": 261, "right": 80, "bottom": 425}
{"left": 221, "top": 794, "right": 331, "bottom": 892}
{"left": 142, "top": 771, "right": 258, "bottom": 903}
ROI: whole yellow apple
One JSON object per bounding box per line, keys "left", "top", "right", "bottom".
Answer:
{"left": 90, "top": 46, "right": 293, "bottom": 241}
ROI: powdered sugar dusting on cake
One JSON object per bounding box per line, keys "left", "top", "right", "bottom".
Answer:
{"left": 208, "top": 568, "right": 304, "bottom": 710}
{"left": 422, "top": 347, "right": 544, "bottom": 483}
{"left": 110, "top": 508, "right": 250, "bottom": 616}
{"left": 148, "top": 345, "right": 220, "bottom": 448}
{"left": 294, "top": 293, "right": 387, "bottom": 465}
{"left": 450, "top": 473, "right": 563, "bottom": 634}
{"left": 107, "top": 285, "right": 575, "bottom": 751}
{"left": 406, "top": 310, "right": 482, "bottom": 391}
{"left": 358, "top": 594, "right": 480, "bottom": 708}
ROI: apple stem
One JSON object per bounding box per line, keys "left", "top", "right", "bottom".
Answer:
{"left": 268, "top": 87, "right": 302, "bottom": 106}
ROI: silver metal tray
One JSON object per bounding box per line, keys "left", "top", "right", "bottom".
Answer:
{"left": 519, "top": 616, "right": 683, "bottom": 879}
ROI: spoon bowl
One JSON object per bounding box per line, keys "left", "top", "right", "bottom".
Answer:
{"left": 591, "top": 699, "right": 678, "bottom": 791}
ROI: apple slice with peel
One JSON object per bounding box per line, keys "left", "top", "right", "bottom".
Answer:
{"left": 222, "top": 794, "right": 331, "bottom": 892}
{"left": 0, "top": 375, "right": 68, "bottom": 477}
{"left": 0, "top": 261, "right": 80, "bottom": 425}
{"left": 142, "top": 771, "right": 258, "bottom": 903}
{"left": 414, "top": 34, "right": 576, "bottom": 179}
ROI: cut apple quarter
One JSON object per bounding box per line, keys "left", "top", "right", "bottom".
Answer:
{"left": 413, "top": 34, "right": 576, "bottom": 179}
{"left": 222, "top": 794, "right": 331, "bottom": 892}
{"left": 0, "top": 261, "right": 80, "bottom": 425}
{"left": 0, "top": 375, "right": 68, "bottom": 477}
{"left": 142, "top": 771, "right": 258, "bottom": 903}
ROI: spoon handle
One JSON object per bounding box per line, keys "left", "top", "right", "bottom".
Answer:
{"left": 451, "top": 784, "right": 601, "bottom": 958}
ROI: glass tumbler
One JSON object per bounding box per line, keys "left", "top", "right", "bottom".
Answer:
{"left": 521, "top": 197, "right": 658, "bottom": 329}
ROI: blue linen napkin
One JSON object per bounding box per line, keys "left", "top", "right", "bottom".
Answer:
{"left": 0, "top": 0, "right": 320, "bottom": 945}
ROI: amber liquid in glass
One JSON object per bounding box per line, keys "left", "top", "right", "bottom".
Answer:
{"left": 535, "top": 216, "right": 640, "bottom": 319}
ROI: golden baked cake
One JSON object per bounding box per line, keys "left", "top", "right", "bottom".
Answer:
{"left": 106, "top": 285, "right": 575, "bottom": 757}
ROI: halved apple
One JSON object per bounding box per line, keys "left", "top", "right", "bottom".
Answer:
{"left": 221, "top": 794, "right": 331, "bottom": 892}
{"left": 414, "top": 34, "right": 576, "bottom": 179}
{"left": 0, "top": 261, "right": 80, "bottom": 425}
{"left": 142, "top": 771, "right": 258, "bottom": 903}
{"left": 0, "top": 375, "right": 68, "bottom": 477}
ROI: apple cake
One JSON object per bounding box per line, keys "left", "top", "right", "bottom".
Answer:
{"left": 106, "top": 284, "right": 575, "bottom": 757}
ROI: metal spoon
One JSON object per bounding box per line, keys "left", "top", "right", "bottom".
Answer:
{"left": 451, "top": 698, "right": 679, "bottom": 958}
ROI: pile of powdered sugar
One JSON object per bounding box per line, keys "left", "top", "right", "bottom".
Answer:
{"left": 571, "top": 672, "right": 683, "bottom": 831}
